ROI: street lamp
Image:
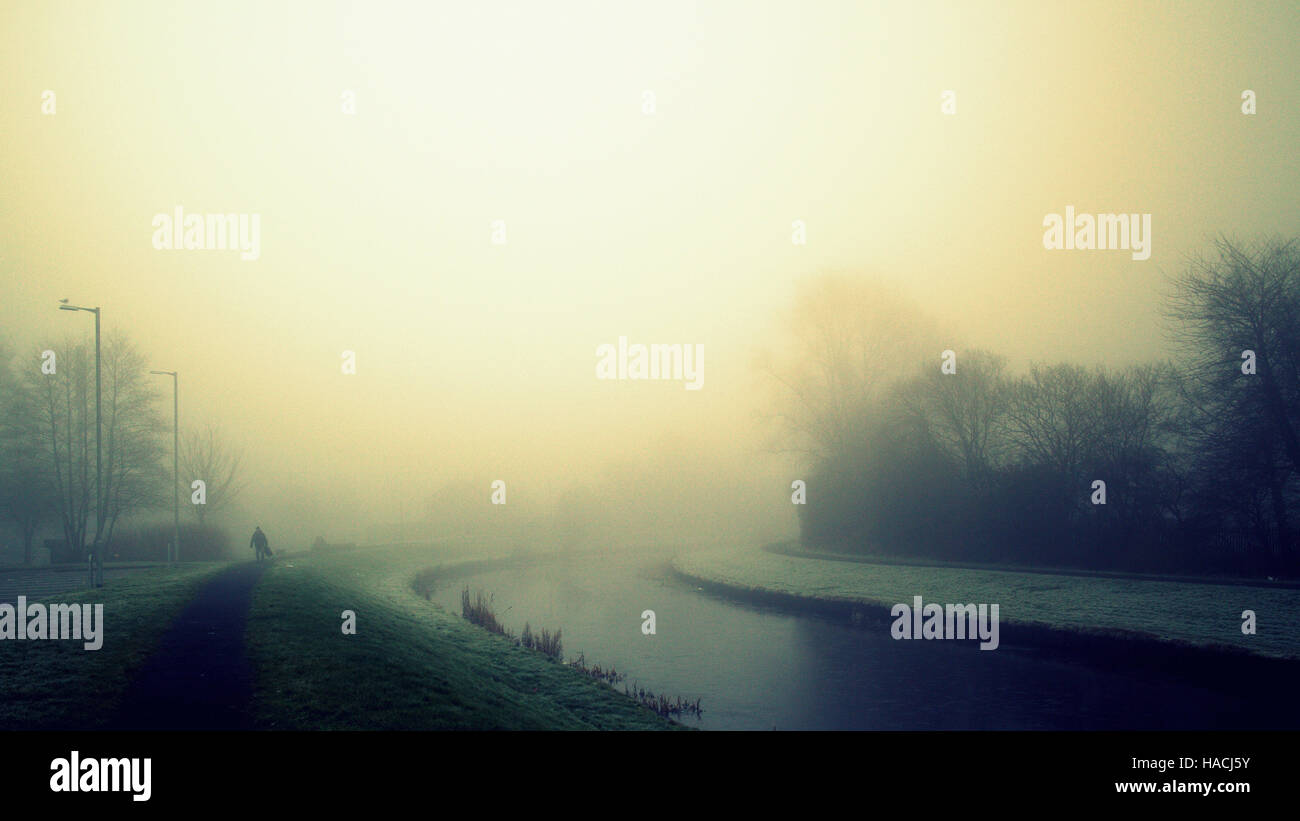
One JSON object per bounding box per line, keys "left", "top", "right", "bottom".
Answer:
{"left": 150, "top": 370, "right": 179, "bottom": 564}
{"left": 58, "top": 300, "right": 103, "bottom": 587}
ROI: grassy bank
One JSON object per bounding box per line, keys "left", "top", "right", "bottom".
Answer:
{"left": 765, "top": 542, "right": 1300, "bottom": 588}
{"left": 244, "top": 545, "right": 679, "bottom": 729}
{"left": 673, "top": 545, "right": 1300, "bottom": 660}
{"left": 0, "top": 562, "right": 234, "bottom": 729}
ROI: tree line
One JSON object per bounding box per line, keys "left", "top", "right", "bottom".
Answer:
{"left": 766, "top": 236, "right": 1300, "bottom": 577}
{"left": 0, "top": 332, "right": 244, "bottom": 563}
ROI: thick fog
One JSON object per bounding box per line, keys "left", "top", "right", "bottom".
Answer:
{"left": 2, "top": 0, "right": 1298, "bottom": 559}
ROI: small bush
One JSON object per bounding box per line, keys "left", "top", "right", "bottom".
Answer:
{"left": 460, "top": 587, "right": 510, "bottom": 637}
{"left": 107, "top": 522, "right": 232, "bottom": 561}
{"left": 449, "top": 589, "right": 562, "bottom": 661}
{"left": 311, "top": 538, "right": 356, "bottom": 554}
{"left": 412, "top": 569, "right": 439, "bottom": 600}
{"left": 534, "top": 627, "right": 562, "bottom": 661}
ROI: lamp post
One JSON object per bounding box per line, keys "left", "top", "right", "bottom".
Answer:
{"left": 150, "top": 370, "right": 179, "bottom": 564}
{"left": 58, "top": 300, "right": 102, "bottom": 587}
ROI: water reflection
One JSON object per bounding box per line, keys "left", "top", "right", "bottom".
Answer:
{"left": 427, "top": 553, "right": 1296, "bottom": 730}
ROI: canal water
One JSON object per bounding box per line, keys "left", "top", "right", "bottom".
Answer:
{"left": 427, "top": 550, "right": 1294, "bottom": 730}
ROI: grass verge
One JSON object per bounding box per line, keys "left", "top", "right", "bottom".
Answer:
{"left": 0, "top": 562, "right": 234, "bottom": 729}
{"left": 244, "top": 548, "right": 680, "bottom": 729}
{"left": 674, "top": 544, "right": 1300, "bottom": 660}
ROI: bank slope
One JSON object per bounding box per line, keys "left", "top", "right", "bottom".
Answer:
{"left": 672, "top": 545, "right": 1300, "bottom": 660}
{"left": 245, "top": 546, "right": 679, "bottom": 730}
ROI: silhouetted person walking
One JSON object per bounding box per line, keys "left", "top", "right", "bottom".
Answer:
{"left": 250, "top": 526, "right": 272, "bottom": 561}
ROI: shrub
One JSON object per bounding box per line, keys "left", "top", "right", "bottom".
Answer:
{"left": 460, "top": 587, "right": 510, "bottom": 637}
{"left": 412, "top": 568, "right": 439, "bottom": 600}
{"left": 107, "top": 522, "right": 232, "bottom": 561}
{"left": 534, "top": 627, "right": 562, "bottom": 661}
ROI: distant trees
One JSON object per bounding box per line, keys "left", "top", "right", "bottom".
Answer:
{"left": 0, "top": 340, "right": 60, "bottom": 562}
{"left": 2, "top": 331, "right": 167, "bottom": 562}
{"left": 98, "top": 334, "right": 168, "bottom": 545}
{"left": 900, "top": 349, "right": 1010, "bottom": 491}
{"left": 790, "top": 354, "right": 1192, "bottom": 569}
{"left": 16, "top": 338, "right": 97, "bottom": 559}
{"left": 776, "top": 237, "right": 1300, "bottom": 576}
{"left": 758, "top": 276, "right": 939, "bottom": 464}
{"left": 0, "top": 331, "right": 252, "bottom": 565}
{"left": 179, "top": 422, "right": 245, "bottom": 525}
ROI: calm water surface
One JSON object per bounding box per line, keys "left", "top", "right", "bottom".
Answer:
{"left": 429, "top": 551, "right": 1292, "bottom": 730}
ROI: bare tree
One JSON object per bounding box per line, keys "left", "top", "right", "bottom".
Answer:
{"left": 757, "top": 274, "right": 940, "bottom": 467}
{"left": 898, "top": 349, "right": 1011, "bottom": 490}
{"left": 179, "top": 422, "right": 245, "bottom": 525}
{"left": 1168, "top": 236, "right": 1300, "bottom": 466}
{"left": 1004, "top": 363, "right": 1106, "bottom": 483}
{"left": 23, "top": 338, "right": 94, "bottom": 559}
{"left": 99, "top": 336, "right": 168, "bottom": 545}
{"left": 0, "top": 341, "right": 60, "bottom": 562}
{"left": 1089, "top": 364, "right": 1183, "bottom": 546}
{"left": 16, "top": 331, "right": 166, "bottom": 559}
{"left": 1166, "top": 235, "right": 1300, "bottom": 566}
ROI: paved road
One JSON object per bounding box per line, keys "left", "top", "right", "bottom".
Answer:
{"left": 109, "top": 561, "right": 269, "bottom": 731}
